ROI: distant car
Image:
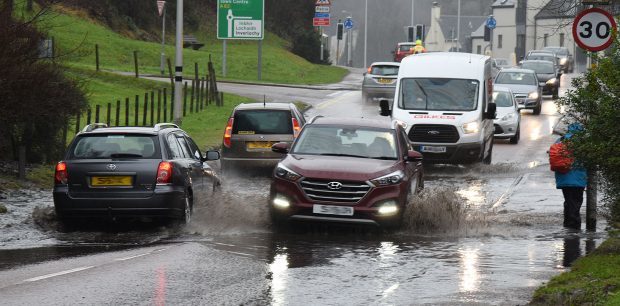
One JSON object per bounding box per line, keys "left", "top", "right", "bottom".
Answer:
{"left": 520, "top": 60, "right": 560, "bottom": 99}
{"left": 269, "top": 117, "right": 424, "bottom": 228}
{"left": 492, "top": 86, "right": 521, "bottom": 144}
{"left": 362, "top": 62, "right": 400, "bottom": 103}
{"left": 392, "top": 42, "right": 414, "bottom": 62}
{"left": 494, "top": 68, "right": 542, "bottom": 115}
{"left": 492, "top": 58, "right": 512, "bottom": 77}
{"left": 543, "top": 46, "right": 574, "bottom": 73}
{"left": 525, "top": 51, "right": 560, "bottom": 73}
{"left": 220, "top": 102, "right": 306, "bottom": 173}
{"left": 53, "top": 123, "right": 221, "bottom": 225}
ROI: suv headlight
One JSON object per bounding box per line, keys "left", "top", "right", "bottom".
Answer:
{"left": 500, "top": 113, "right": 516, "bottom": 121}
{"left": 528, "top": 91, "right": 539, "bottom": 99}
{"left": 462, "top": 121, "right": 479, "bottom": 134}
{"left": 370, "top": 170, "right": 404, "bottom": 187}
{"left": 274, "top": 164, "right": 301, "bottom": 181}
{"left": 546, "top": 78, "right": 557, "bottom": 85}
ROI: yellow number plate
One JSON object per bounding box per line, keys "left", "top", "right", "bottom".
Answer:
{"left": 377, "top": 78, "right": 394, "bottom": 84}
{"left": 247, "top": 141, "right": 273, "bottom": 149}
{"left": 91, "top": 176, "right": 133, "bottom": 187}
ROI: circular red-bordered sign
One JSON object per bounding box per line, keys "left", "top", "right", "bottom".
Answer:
{"left": 572, "top": 7, "right": 617, "bottom": 52}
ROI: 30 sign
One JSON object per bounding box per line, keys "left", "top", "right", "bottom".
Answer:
{"left": 572, "top": 7, "right": 617, "bottom": 52}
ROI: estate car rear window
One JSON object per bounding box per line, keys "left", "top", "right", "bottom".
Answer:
{"left": 399, "top": 44, "right": 413, "bottom": 52}
{"left": 233, "top": 110, "right": 293, "bottom": 135}
{"left": 70, "top": 134, "right": 161, "bottom": 159}
{"left": 371, "top": 65, "right": 399, "bottom": 76}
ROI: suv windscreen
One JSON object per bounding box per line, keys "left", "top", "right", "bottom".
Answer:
{"left": 233, "top": 110, "right": 292, "bottom": 135}
{"left": 492, "top": 91, "right": 513, "bottom": 107}
{"left": 293, "top": 126, "right": 398, "bottom": 160}
{"left": 70, "top": 134, "right": 160, "bottom": 159}
{"left": 370, "top": 65, "right": 399, "bottom": 76}
{"left": 521, "top": 62, "right": 555, "bottom": 74}
{"left": 526, "top": 54, "right": 555, "bottom": 63}
{"left": 399, "top": 78, "right": 479, "bottom": 111}
{"left": 496, "top": 72, "right": 537, "bottom": 85}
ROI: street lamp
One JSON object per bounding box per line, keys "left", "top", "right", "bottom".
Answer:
{"left": 364, "top": 0, "right": 367, "bottom": 68}
{"left": 173, "top": 0, "right": 183, "bottom": 125}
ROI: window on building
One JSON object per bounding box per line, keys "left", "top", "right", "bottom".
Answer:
{"left": 476, "top": 45, "right": 482, "bottom": 54}
{"left": 498, "top": 35, "right": 503, "bottom": 49}
{"left": 544, "top": 34, "right": 548, "bottom": 47}
{"left": 560, "top": 33, "right": 565, "bottom": 47}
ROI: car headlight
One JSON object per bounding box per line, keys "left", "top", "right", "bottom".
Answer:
{"left": 272, "top": 193, "right": 291, "bottom": 209}
{"left": 274, "top": 164, "right": 301, "bottom": 181}
{"left": 500, "top": 113, "right": 516, "bottom": 121}
{"left": 462, "top": 121, "right": 479, "bottom": 134}
{"left": 546, "top": 78, "right": 557, "bottom": 85}
{"left": 377, "top": 200, "right": 399, "bottom": 216}
{"left": 528, "top": 91, "right": 539, "bottom": 99}
{"left": 370, "top": 170, "right": 404, "bottom": 187}
{"left": 560, "top": 58, "right": 568, "bottom": 65}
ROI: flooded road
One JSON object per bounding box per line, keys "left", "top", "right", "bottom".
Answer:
{"left": 0, "top": 73, "right": 607, "bottom": 305}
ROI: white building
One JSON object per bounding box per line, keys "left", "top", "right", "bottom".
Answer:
{"left": 425, "top": 2, "right": 487, "bottom": 53}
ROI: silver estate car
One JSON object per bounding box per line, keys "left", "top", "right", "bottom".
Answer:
{"left": 361, "top": 62, "right": 400, "bottom": 103}
{"left": 494, "top": 68, "right": 542, "bottom": 115}
{"left": 492, "top": 86, "right": 521, "bottom": 144}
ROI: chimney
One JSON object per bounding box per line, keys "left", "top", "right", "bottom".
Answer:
{"left": 432, "top": 2, "right": 441, "bottom": 21}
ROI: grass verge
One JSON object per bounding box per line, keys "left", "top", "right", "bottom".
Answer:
{"left": 39, "top": 4, "right": 347, "bottom": 85}
{"left": 531, "top": 230, "right": 620, "bottom": 305}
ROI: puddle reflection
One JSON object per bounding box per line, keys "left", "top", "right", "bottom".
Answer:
{"left": 459, "top": 247, "right": 480, "bottom": 293}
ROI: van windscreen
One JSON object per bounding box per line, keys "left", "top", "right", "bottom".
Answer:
{"left": 399, "top": 78, "right": 479, "bottom": 111}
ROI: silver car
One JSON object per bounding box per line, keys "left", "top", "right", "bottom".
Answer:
{"left": 494, "top": 68, "right": 542, "bottom": 115}
{"left": 361, "top": 62, "right": 399, "bottom": 103}
{"left": 492, "top": 86, "right": 521, "bottom": 144}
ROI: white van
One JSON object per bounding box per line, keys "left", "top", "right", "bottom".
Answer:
{"left": 379, "top": 52, "right": 496, "bottom": 164}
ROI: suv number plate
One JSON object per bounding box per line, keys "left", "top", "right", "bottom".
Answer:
{"left": 313, "top": 204, "right": 354, "bottom": 216}
{"left": 420, "top": 146, "right": 447, "bottom": 153}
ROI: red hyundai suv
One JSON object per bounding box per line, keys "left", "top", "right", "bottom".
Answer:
{"left": 269, "top": 117, "right": 424, "bottom": 228}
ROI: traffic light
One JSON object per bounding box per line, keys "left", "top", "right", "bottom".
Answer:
{"left": 407, "top": 26, "right": 414, "bottom": 42}
{"left": 483, "top": 26, "right": 491, "bottom": 42}
{"left": 337, "top": 23, "right": 344, "bottom": 40}
{"left": 415, "top": 24, "right": 425, "bottom": 42}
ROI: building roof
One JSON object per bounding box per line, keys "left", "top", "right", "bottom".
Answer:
{"left": 471, "top": 22, "right": 486, "bottom": 38}
{"left": 491, "top": 0, "right": 515, "bottom": 8}
{"left": 437, "top": 15, "right": 488, "bottom": 43}
{"left": 535, "top": 0, "right": 578, "bottom": 19}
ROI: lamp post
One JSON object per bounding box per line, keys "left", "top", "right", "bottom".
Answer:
{"left": 173, "top": 0, "right": 183, "bottom": 125}
{"left": 160, "top": 2, "right": 166, "bottom": 75}
{"left": 364, "top": 0, "right": 368, "bottom": 68}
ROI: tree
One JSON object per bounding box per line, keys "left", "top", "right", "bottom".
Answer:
{"left": 0, "top": 1, "right": 88, "bottom": 178}
{"left": 556, "top": 39, "right": 620, "bottom": 223}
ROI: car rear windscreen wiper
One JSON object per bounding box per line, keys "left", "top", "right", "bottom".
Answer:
{"left": 110, "top": 153, "right": 143, "bottom": 158}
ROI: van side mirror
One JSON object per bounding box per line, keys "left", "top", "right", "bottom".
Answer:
{"left": 272, "top": 142, "right": 290, "bottom": 154}
{"left": 406, "top": 150, "right": 423, "bottom": 162}
{"left": 379, "top": 99, "right": 391, "bottom": 117}
{"left": 485, "top": 103, "right": 497, "bottom": 119}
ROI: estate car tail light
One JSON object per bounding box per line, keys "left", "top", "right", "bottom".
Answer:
{"left": 156, "top": 161, "right": 173, "bottom": 184}
{"left": 292, "top": 118, "right": 301, "bottom": 138}
{"left": 54, "top": 161, "right": 68, "bottom": 184}
{"left": 223, "top": 117, "right": 234, "bottom": 148}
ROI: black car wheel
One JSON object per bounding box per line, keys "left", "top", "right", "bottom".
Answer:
{"left": 181, "top": 192, "right": 192, "bottom": 224}
{"left": 509, "top": 125, "right": 520, "bottom": 144}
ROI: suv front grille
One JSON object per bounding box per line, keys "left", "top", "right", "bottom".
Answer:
{"left": 300, "top": 179, "right": 371, "bottom": 203}
{"left": 408, "top": 124, "right": 460, "bottom": 143}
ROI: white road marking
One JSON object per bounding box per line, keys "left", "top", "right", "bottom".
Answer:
{"left": 114, "top": 253, "right": 150, "bottom": 261}
{"left": 213, "top": 242, "right": 235, "bottom": 247}
{"left": 22, "top": 266, "right": 94, "bottom": 283}
{"left": 227, "top": 251, "right": 253, "bottom": 257}
{"left": 326, "top": 91, "right": 344, "bottom": 97}
{"left": 316, "top": 91, "right": 358, "bottom": 110}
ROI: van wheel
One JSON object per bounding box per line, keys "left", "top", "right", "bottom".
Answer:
{"left": 510, "top": 126, "right": 520, "bottom": 144}
{"left": 483, "top": 140, "right": 493, "bottom": 165}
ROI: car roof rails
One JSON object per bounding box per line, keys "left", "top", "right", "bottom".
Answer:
{"left": 309, "top": 115, "right": 324, "bottom": 124}
{"left": 154, "top": 123, "right": 179, "bottom": 131}
{"left": 81, "top": 123, "right": 108, "bottom": 133}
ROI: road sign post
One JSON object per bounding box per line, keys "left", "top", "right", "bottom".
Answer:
{"left": 344, "top": 17, "right": 353, "bottom": 66}
{"left": 173, "top": 0, "right": 183, "bottom": 125}
{"left": 217, "top": 0, "right": 265, "bottom": 80}
{"left": 314, "top": 0, "right": 331, "bottom": 62}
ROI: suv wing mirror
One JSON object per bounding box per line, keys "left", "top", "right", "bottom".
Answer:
{"left": 406, "top": 150, "right": 423, "bottom": 162}
{"left": 485, "top": 103, "right": 497, "bottom": 120}
{"left": 272, "top": 142, "right": 290, "bottom": 154}
{"left": 379, "top": 99, "right": 391, "bottom": 117}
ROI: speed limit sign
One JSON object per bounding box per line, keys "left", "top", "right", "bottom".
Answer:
{"left": 572, "top": 7, "right": 617, "bottom": 52}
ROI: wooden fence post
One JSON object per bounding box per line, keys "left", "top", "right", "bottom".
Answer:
{"left": 95, "top": 44, "right": 100, "bottom": 72}
{"left": 201, "top": 77, "right": 206, "bottom": 110}
{"left": 86, "top": 108, "right": 92, "bottom": 125}
{"left": 220, "top": 92, "right": 224, "bottom": 107}
{"left": 143, "top": 92, "right": 148, "bottom": 126}
{"left": 157, "top": 89, "right": 162, "bottom": 123}
{"left": 183, "top": 82, "right": 188, "bottom": 117}
{"left": 134, "top": 95, "right": 139, "bottom": 126}
{"left": 75, "top": 113, "right": 81, "bottom": 134}
{"left": 115, "top": 100, "right": 120, "bottom": 126}
{"left": 133, "top": 50, "right": 139, "bottom": 78}
{"left": 106, "top": 103, "right": 111, "bottom": 126}
{"left": 163, "top": 87, "right": 168, "bottom": 122}
{"left": 190, "top": 79, "right": 195, "bottom": 114}
{"left": 125, "top": 98, "right": 129, "bottom": 126}
{"left": 95, "top": 105, "right": 100, "bottom": 123}
{"left": 150, "top": 91, "right": 155, "bottom": 125}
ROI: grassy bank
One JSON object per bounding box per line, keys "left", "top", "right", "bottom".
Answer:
{"left": 40, "top": 5, "right": 347, "bottom": 85}
{"left": 531, "top": 231, "right": 620, "bottom": 305}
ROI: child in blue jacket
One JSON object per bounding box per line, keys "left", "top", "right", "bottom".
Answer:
{"left": 554, "top": 123, "right": 587, "bottom": 229}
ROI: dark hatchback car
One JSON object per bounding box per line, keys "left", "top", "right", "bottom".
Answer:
{"left": 521, "top": 60, "right": 561, "bottom": 98}
{"left": 53, "top": 123, "right": 220, "bottom": 224}
{"left": 269, "top": 117, "right": 424, "bottom": 228}
{"left": 221, "top": 103, "right": 305, "bottom": 173}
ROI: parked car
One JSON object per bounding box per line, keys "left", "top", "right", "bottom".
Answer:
{"left": 392, "top": 42, "right": 414, "bottom": 62}
{"left": 494, "top": 68, "right": 542, "bottom": 115}
{"left": 362, "top": 62, "right": 400, "bottom": 103}
{"left": 53, "top": 123, "right": 220, "bottom": 225}
{"left": 520, "top": 60, "right": 560, "bottom": 99}
{"left": 220, "top": 102, "right": 305, "bottom": 173}
{"left": 492, "top": 86, "right": 521, "bottom": 144}
{"left": 543, "top": 46, "right": 574, "bottom": 73}
{"left": 524, "top": 50, "right": 560, "bottom": 73}
{"left": 269, "top": 117, "right": 424, "bottom": 228}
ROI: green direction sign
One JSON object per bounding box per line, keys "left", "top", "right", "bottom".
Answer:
{"left": 217, "top": 0, "right": 264, "bottom": 40}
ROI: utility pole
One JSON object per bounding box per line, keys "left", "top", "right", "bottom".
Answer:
{"left": 411, "top": 0, "right": 414, "bottom": 27}
{"left": 320, "top": 27, "right": 324, "bottom": 62}
{"left": 173, "top": 0, "right": 183, "bottom": 125}
{"left": 364, "top": 0, "right": 368, "bottom": 68}
{"left": 160, "top": 2, "right": 166, "bottom": 75}
{"left": 456, "top": 0, "right": 461, "bottom": 51}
